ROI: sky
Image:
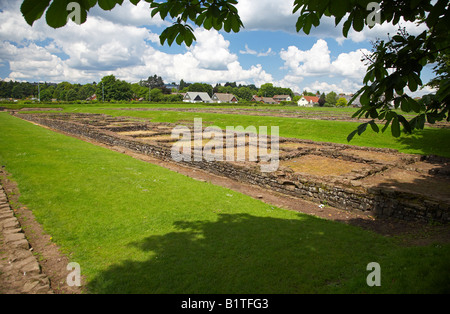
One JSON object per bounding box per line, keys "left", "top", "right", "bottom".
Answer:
{"left": 0, "top": 0, "right": 437, "bottom": 95}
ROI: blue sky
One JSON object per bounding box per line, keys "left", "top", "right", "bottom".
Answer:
{"left": 0, "top": 0, "right": 436, "bottom": 95}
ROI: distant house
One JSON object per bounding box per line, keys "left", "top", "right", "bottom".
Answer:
{"left": 298, "top": 96, "right": 319, "bottom": 107}
{"left": 183, "top": 92, "right": 212, "bottom": 103}
{"left": 212, "top": 93, "right": 238, "bottom": 103}
{"left": 340, "top": 94, "right": 361, "bottom": 107}
{"left": 273, "top": 95, "right": 292, "bottom": 102}
{"left": 251, "top": 95, "right": 278, "bottom": 104}
{"left": 86, "top": 94, "right": 97, "bottom": 101}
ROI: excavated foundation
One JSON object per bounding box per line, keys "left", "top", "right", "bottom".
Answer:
{"left": 16, "top": 112, "right": 450, "bottom": 223}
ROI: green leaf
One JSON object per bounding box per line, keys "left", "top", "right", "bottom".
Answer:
{"left": 203, "top": 16, "right": 213, "bottom": 30}
{"left": 408, "top": 74, "right": 418, "bottom": 92}
{"left": 369, "top": 120, "right": 380, "bottom": 133}
{"left": 302, "top": 16, "right": 313, "bottom": 35}
{"left": 391, "top": 117, "right": 401, "bottom": 137}
{"left": 21, "top": 0, "right": 51, "bottom": 26}
{"left": 230, "top": 15, "right": 241, "bottom": 33}
{"left": 342, "top": 18, "right": 352, "bottom": 37}
{"left": 352, "top": 10, "right": 364, "bottom": 32}
{"left": 50, "top": 1, "right": 71, "bottom": 27}
{"left": 98, "top": 0, "right": 122, "bottom": 11}
{"left": 400, "top": 97, "right": 411, "bottom": 112}
{"left": 417, "top": 114, "right": 426, "bottom": 129}
{"left": 382, "top": 112, "right": 395, "bottom": 133}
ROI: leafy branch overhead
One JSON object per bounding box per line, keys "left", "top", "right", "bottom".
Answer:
{"left": 20, "top": 0, "right": 244, "bottom": 47}
{"left": 20, "top": 0, "right": 450, "bottom": 140}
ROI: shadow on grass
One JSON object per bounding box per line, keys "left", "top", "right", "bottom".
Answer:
{"left": 87, "top": 213, "right": 391, "bottom": 294}
{"left": 394, "top": 128, "right": 450, "bottom": 158}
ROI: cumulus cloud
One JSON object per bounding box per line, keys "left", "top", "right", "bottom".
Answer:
{"left": 89, "top": 1, "right": 170, "bottom": 27}
{"left": 0, "top": 1, "right": 272, "bottom": 86}
{"left": 188, "top": 28, "right": 238, "bottom": 70}
{"left": 280, "top": 39, "right": 369, "bottom": 82}
{"left": 278, "top": 39, "right": 372, "bottom": 94}
{"left": 236, "top": 0, "right": 297, "bottom": 33}
{"left": 236, "top": 0, "right": 429, "bottom": 46}
{"left": 303, "top": 80, "right": 364, "bottom": 95}
{"left": 280, "top": 39, "right": 331, "bottom": 77}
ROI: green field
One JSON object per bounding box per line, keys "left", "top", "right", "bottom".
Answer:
{"left": 8, "top": 102, "right": 450, "bottom": 157}
{"left": 1, "top": 111, "right": 449, "bottom": 293}
{"left": 59, "top": 105, "right": 450, "bottom": 158}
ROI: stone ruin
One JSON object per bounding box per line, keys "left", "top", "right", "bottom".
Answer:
{"left": 15, "top": 112, "right": 450, "bottom": 223}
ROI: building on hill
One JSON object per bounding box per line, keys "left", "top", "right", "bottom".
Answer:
{"left": 273, "top": 95, "right": 292, "bottom": 102}
{"left": 251, "top": 95, "right": 278, "bottom": 104}
{"left": 212, "top": 93, "right": 238, "bottom": 103}
{"left": 183, "top": 92, "right": 212, "bottom": 103}
{"left": 297, "top": 96, "right": 319, "bottom": 107}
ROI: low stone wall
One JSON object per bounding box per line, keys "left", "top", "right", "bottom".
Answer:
{"left": 0, "top": 184, "right": 53, "bottom": 294}
{"left": 17, "top": 113, "right": 450, "bottom": 223}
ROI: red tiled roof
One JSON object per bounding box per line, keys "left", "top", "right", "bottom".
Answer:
{"left": 303, "top": 96, "right": 319, "bottom": 103}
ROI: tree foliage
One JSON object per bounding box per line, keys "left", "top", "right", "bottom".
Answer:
{"left": 20, "top": 0, "right": 243, "bottom": 46}
{"left": 325, "top": 91, "right": 337, "bottom": 106}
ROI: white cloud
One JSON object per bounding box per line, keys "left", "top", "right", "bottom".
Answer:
{"left": 303, "top": 80, "right": 364, "bottom": 95}
{"left": 236, "top": 0, "right": 429, "bottom": 47}
{"left": 188, "top": 28, "right": 238, "bottom": 70}
{"left": 236, "top": 0, "right": 297, "bottom": 33}
{"left": 89, "top": 1, "right": 170, "bottom": 28}
{"left": 240, "top": 44, "right": 257, "bottom": 55}
{"left": 330, "top": 49, "right": 371, "bottom": 80}
{"left": 278, "top": 39, "right": 371, "bottom": 94}
{"left": 281, "top": 39, "right": 369, "bottom": 80}
{"left": 280, "top": 39, "right": 331, "bottom": 76}
{"left": 240, "top": 44, "right": 275, "bottom": 57}
{"left": 0, "top": 0, "right": 432, "bottom": 95}
{"left": 0, "top": 0, "right": 271, "bottom": 87}
{"left": 0, "top": 41, "right": 69, "bottom": 82}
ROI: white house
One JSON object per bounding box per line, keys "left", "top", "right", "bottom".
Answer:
{"left": 183, "top": 92, "right": 212, "bottom": 103}
{"left": 273, "top": 95, "right": 292, "bottom": 102}
{"left": 298, "top": 96, "right": 319, "bottom": 107}
{"left": 212, "top": 93, "right": 238, "bottom": 103}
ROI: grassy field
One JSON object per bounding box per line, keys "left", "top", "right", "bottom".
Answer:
{"left": 0, "top": 112, "right": 449, "bottom": 293}
{"left": 53, "top": 105, "right": 450, "bottom": 158}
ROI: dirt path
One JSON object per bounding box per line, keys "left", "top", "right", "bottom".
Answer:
{"left": 0, "top": 170, "right": 83, "bottom": 294}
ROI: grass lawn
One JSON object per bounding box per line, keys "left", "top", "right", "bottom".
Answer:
{"left": 61, "top": 106, "right": 450, "bottom": 158}
{"left": 0, "top": 112, "right": 449, "bottom": 293}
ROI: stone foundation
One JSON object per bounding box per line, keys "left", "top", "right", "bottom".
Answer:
{"left": 16, "top": 112, "right": 450, "bottom": 223}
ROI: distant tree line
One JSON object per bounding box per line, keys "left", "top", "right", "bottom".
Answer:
{"left": 1, "top": 74, "right": 347, "bottom": 105}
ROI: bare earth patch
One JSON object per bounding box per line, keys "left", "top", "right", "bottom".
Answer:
{"left": 282, "top": 155, "right": 366, "bottom": 177}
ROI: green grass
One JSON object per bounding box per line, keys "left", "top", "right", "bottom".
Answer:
{"left": 0, "top": 112, "right": 449, "bottom": 293}
{"left": 59, "top": 106, "right": 450, "bottom": 158}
